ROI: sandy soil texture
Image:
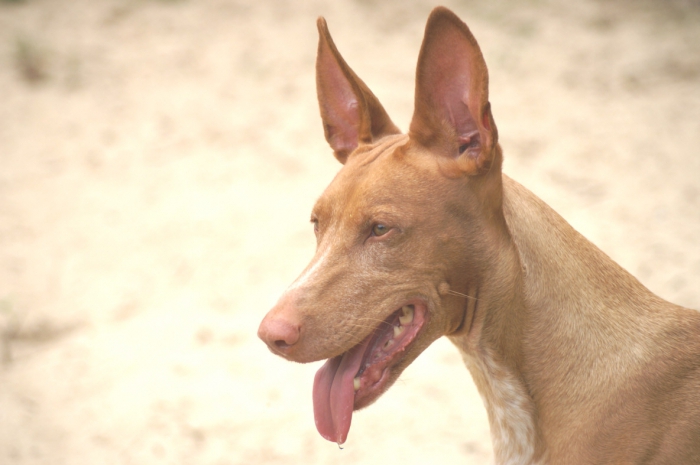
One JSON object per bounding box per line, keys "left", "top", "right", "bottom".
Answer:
{"left": 0, "top": 0, "right": 699, "bottom": 464}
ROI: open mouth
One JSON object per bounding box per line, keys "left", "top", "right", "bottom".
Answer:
{"left": 312, "top": 302, "right": 427, "bottom": 445}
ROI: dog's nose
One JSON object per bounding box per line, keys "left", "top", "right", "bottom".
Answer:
{"left": 258, "top": 314, "right": 301, "bottom": 356}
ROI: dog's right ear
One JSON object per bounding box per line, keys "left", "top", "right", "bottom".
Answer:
{"left": 409, "top": 7, "right": 498, "bottom": 176}
{"left": 316, "top": 18, "right": 400, "bottom": 164}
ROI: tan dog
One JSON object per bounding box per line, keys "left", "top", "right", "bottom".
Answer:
{"left": 258, "top": 6, "right": 700, "bottom": 464}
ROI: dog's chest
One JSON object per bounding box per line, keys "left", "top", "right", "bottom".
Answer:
{"left": 461, "top": 350, "right": 543, "bottom": 465}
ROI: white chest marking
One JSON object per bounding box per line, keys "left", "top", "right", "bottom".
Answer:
{"left": 463, "top": 351, "right": 543, "bottom": 465}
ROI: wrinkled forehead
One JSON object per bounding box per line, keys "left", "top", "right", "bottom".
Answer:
{"left": 313, "top": 134, "right": 437, "bottom": 218}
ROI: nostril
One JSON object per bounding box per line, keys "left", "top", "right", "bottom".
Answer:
{"left": 274, "top": 340, "right": 291, "bottom": 350}
{"left": 258, "top": 316, "right": 301, "bottom": 355}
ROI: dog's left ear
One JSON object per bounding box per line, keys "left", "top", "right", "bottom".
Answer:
{"left": 316, "top": 17, "right": 401, "bottom": 164}
{"left": 409, "top": 7, "right": 498, "bottom": 176}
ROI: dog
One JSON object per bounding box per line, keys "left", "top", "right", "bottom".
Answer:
{"left": 258, "top": 6, "right": 700, "bottom": 464}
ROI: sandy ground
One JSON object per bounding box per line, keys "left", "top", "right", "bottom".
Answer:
{"left": 0, "top": 0, "right": 698, "bottom": 464}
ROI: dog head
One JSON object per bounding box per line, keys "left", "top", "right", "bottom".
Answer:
{"left": 258, "top": 6, "right": 506, "bottom": 444}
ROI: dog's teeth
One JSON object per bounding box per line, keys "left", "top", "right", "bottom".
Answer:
{"left": 353, "top": 377, "right": 361, "bottom": 391}
{"left": 383, "top": 338, "right": 394, "bottom": 349}
{"left": 399, "top": 305, "right": 414, "bottom": 325}
{"left": 394, "top": 325, "right": 404, "bottom": 337}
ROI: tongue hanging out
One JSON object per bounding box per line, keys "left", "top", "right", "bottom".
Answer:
{"left": 311, "top": 304, "right": 424, "bottom": 444}
{"left": 312, "top": 337, "right": 371, "bottom": 444}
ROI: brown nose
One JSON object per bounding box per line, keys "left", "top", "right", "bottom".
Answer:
{"left": 258, "top": 312, "right": 301, "bottom": 356}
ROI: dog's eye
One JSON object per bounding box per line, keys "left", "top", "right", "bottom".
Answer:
{"left": 372, "top": 224, "right": 389, "bottom": 237}
{"left": 311, "top": 218, "right": 319, "bottom": 234}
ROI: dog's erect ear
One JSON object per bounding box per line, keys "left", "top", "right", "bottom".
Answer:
{"left": 409, "top": 7, "right": 497, "bottom": 176}
{"left": 316, "top": 18, "right": 400, "bottom": 164}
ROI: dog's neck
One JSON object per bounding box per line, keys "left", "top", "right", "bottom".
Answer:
{"left": 447, "top": 180, "right": 545, "bottom": 464}
{"left": 449, "top": 249, "right": 546, "bottom": 463}
{"left": 448, "top": 174, "right": 672, "bottom": 464}
{"left": 459, "top": 348, "right": 543, "bottom": 465}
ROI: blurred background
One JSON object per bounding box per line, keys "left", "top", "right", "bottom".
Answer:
{"left": 0, "top": 0, "right": 698, "bottom": 463}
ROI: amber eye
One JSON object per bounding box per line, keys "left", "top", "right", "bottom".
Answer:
{"left": 372, "top": 223, "right": 389, "bottom": 237}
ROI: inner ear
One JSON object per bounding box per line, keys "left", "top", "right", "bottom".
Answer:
{"left": 316, "top": 25, "right": 363, "bottom": 159}
{"left": 458, "top": 130, "right": 481, "bottom": 158}
{"left": 409, "top": 7, "right": 497, "bottom": 175}
{"left": 316, "top": 17, "right": 401, "bottom": 164}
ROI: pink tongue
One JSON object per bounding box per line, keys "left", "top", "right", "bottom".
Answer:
{"left": 312, "top": 337, "right": 371, "bottom": 444}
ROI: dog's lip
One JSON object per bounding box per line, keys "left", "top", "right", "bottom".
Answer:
{"left": 352, "top": 300, "right": 428, "bottom": 410}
